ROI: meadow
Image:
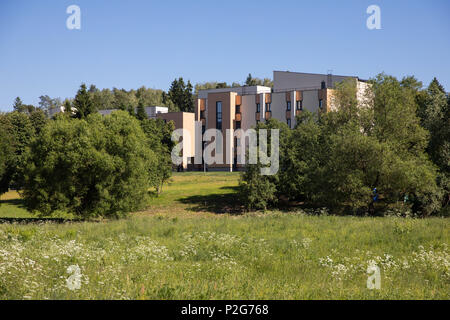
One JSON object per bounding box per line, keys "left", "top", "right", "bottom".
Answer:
{"left": 0, "top": 173, "right": 448, "bottom": 299}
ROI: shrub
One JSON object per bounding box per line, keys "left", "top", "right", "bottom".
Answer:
{"left": 22, "top": 111, "right": 154, "bottom": 218}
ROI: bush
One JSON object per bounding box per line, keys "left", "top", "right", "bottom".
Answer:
{"left": 22, "top": 111, "right": 155, "bottom": 218}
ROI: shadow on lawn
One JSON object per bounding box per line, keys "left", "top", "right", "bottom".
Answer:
{"left": 0, "top": 198, "right": 82, "bottom": 224}
{"left": 178, "top": 186, "right": 244, "bottom": 214}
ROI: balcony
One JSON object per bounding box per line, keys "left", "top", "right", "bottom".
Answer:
{"left": 265, "top": 111, "right": 272, "bottom": 120}
{"left": 235, "top": 113, "right": 241, "bottom": 122}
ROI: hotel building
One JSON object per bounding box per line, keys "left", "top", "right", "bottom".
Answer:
{"left": 194, "top": 71, "right": 369, "bottom": 171}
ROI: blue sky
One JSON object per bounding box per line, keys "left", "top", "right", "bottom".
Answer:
{"left": 0, "top": 0, "right": 449, "bottom": 111}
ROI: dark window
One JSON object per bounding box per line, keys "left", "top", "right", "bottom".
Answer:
{"left": 202, "top": 125, "right": 205, "bottom": 134}
{"left": 236, "top": 121, "right": 241, "bottom": 129}
{"left": 256, "top": 103, "right": 260, "bottom": 113}
{"left": 236, "top": 105, "right": 240, "bottom": 114}
{"left": 200, "top": 110, "right": 205, "bottom": 119}
{"left": 287, "top": 101, "right": 291, "bottom": 111}
{"left": 287, "top": 118, "right": 291, "bottom": 127}
{"left": 296, "top": 100, "right": 303, "bottom": 111}
{"left": 216, "top": 101, "right": 222, "bottom": 130}
{"left": 321, "top": 81, "right": 326, "bottom": 89}
{"left": 319, "top": 99, "right": 323, "bottom": 109}
{"left": 266, "top": 103, "right": 271, "bottom": 112}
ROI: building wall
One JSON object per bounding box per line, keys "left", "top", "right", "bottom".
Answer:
{"left": 157, "top": 112, "right": 195, "bottom": 169}
{"left": 302, "top": 90, "right": 320, "bottom": 113}
{"left": 273, "top": 71, "right": 357, "bottom": 91}
{"left": 194, "top": 71, "right": 369, "bottom": 169}
{"left": 271, "top": 92, "right": 287, "bottom": 125}
{"left": 241, "top": 94, "right": 256, "bottom": 130}
{"left": 205, "top": 92, "right": 236, "bottom": 170}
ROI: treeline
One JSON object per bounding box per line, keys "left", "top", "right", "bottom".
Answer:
{"left": 194, "top": 73, "right": 273, "bottom": 93}
{"left": 9, "top": 74, "right": 272, "bottom": 116}
{"left": 240, "top": 74, "right": 449, "bottom": 216}
{"left": 0, "top": 107, "right": 174, "bottom": 218}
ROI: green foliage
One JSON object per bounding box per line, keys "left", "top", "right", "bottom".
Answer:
{"left": 136, "top": 101, "right": 147, "bottom": 120}
{"left": 12, "top": 97, "right": 37, "bottom": 114}
{"left": 0, "top": 112, "right": 35, "bottom": 193}
{"left": 0, "top": 173, "right": 448, "bottom": 299}
{"left": 416, "top": 78, "right": 450, "bottom": 208}
{"left": 140, "top": 118, "right": 175, "bottom": 194}
{"left": 73, "top": 84, "right": 96, "bottom": 119}
{"left": 0, "top": 118, "right": 14, "bottom": 195}
{"left": 245, "top": 73, "right": 273, "bottom": 87}
{"left": 29, "top": 108, "right": 48, "bottom": 135}
{"left": 240, "top": 74, "right": 441, "bottom": 216}
{"left": 21, "top": 111, "right": 154, "bottom": 218}
{"left": 166, "top": 78, "right": 194, "bottom": 112}
{"left": 239, "top": 119, "right": 289, "bottom": 210}
{"left": 38, "top": 95, "right": 61, "bottom": 113}
{"left": 195, "top": 82, "right": 230, "bottom": 94}
{"left": 239, "top": 163, "right": 277, "bottom": 211}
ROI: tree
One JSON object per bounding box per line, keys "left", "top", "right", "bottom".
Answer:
{"left": 245, "top": 74, "right": 273, "bottom": 87}
{"left": 38, "top": 95, "right": 61, "bottom": 114}
{"left": 0, "top": 115, "right": 14, "bottom": 196}
{"left": 140, "top": 118, "right": 175, "bottom": 195}
{"left": 13, "top": 97, "right": 23, "bottom": 112}
{"left": 240, "top": 162, "right": 277, "bottom": 211}
{"left": 63, "top": 99, "right": 73, "bottom": 114}
{"left": 0, "top": 112, "right": 35, "bottom": 194}
{"left": 12, "top": 97, "right": 36, "bottom": 114}
{"left": 73, "top": 84, "right": 96, "bottom": 119}
{"left": 416, "top": 78, "right": 450, "bottom": 209}
{"left": 239, "top": 119, "right": 288, "bottom": 210}
{"left": 22, "top": 111, "right": 155, "bottom": 218}
{"left": 239, "top": 73, "right": 441, "bottom": 216}
{"left": 166, "top": 78, "right": 194, "bottom": 112}
{"left": 194, "top": 82, "right": 230, "bottom": 94}
{"left": 29, "top": 108, "right": 48, "bottom": 136}
{"left": 136, "top": 101, "right": 147, "bottom": 120}
{"left": 245, "top": 73, "right": 256, "bottom": 86}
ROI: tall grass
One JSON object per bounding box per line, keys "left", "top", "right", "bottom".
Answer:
{"left": 0, "top": 173, "right": 448, "bottom": 299}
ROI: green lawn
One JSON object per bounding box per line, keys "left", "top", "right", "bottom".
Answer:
{"left": 0, "top": 172, "right": 448, "bottom": 299}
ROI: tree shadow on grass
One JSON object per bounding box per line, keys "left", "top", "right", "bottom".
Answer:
{"left": 0, "top": 198, "right": 27, "bottom": 209}
{"left": 177, "top": 186, "right": 244, "bottom": 214}
{"left": 0, "top": 198, "right": 83, "bottom": 224}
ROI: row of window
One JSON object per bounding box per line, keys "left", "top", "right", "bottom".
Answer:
{"left": 256, "top": 101, "right": 306, "bottom": 112}
{"left": 214, "top": 99, "right": 323, "bottom": 130}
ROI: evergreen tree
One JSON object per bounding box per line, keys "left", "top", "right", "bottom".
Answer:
{"left": 13, "top": 97, "right": 23, "bottom": 112}
{"left": 136, "top": 101, "right": 147, "bottom": 120}
{"left": 167, "top": 77, "right": 194, "bottom": 112}
{"left": 73, "top": 84, "right": 96, "bottom": 119}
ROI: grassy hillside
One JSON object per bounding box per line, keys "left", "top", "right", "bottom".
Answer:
{"left": 0, "top": 173, "right": 448, "bottom": 299}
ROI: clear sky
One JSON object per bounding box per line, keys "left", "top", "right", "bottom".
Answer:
{"left": 0, "top": 0, "right": 449, "bottom": 111}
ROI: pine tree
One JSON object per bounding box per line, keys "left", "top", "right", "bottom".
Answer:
{"left": 13, "top": 97, "right": 23, "bottom": 112}
{"left": 167, "top": 78, "right": 194, "bottom": 112}
{"left": 136, "top": 101, "right": 147, "bottom": 120}
{"left": 73, "top": 84, "right": 96, "bottom": 119}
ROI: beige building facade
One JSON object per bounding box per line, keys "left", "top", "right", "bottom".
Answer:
{"left": 157, "top": 112, "right": 195, "bottom": 169}
{"left": 195, "top": 71, "right": 368, "bottom": 171}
